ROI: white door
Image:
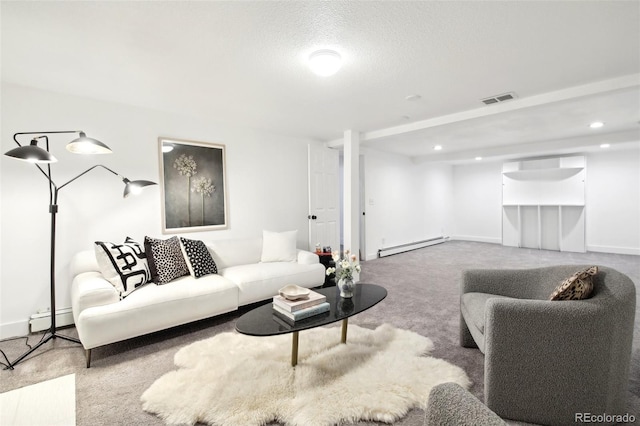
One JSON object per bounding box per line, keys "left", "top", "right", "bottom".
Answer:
{"left": 308, "top": 144, "right": 340, "bottom": 253}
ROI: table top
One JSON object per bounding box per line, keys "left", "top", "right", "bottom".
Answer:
{"left": 235, "top": 284, "right": 387, "bottom": 337}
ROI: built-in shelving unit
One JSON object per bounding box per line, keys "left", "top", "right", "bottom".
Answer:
{"left": 502, "top": 156, "right": 585, "bottom": 253}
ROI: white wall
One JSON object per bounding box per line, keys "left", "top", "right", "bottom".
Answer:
{"left": 586, "top": 147, "right": 640, "bottom": 255}
{"left": 0, "top": 83, "right": 319, "bottom": 338}
{"left": 451, "top": 148, "right": 640, "bottom": 254}
{"left": 451, "top": 161, "right": 503, "bottom": 244}
{"left": 362, "top": 149, "right": 453, "bottom": 260}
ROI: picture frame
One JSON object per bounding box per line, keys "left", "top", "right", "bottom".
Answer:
{"left": 158, "top": 137, "right": 228, "bottom": 233}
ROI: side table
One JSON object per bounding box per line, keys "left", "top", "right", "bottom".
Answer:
{"left": 317, "top": 252, "right": 336, "bottom": 287}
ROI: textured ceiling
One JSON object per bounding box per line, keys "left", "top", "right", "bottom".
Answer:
{"left": 2, "top": 1, "right": 639, "bottom": 162}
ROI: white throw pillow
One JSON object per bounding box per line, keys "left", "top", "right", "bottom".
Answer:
{"left": 261, "top": 230, "right": 297, "bottom": 263}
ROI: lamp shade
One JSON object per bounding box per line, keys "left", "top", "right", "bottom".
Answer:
{"left": 123, "top": 179, "right": 157, "bottom": 198}
{"left": 4, "top": 141, "right": 57, "bottom": 163}
{"left": 66, "top": 132, "right": 112, "bottom": 154}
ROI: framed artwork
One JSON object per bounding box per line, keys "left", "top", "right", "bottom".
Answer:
{"left": 158, "top": 137, "right": 228, "bottom": 233}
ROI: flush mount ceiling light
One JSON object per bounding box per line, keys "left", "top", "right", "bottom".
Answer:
{"left": 309, "top": 50, "right": 342, "bottom": 76}
{"left": 600, "top": 143, "right": 610, "bottom": 148}
{"left": 434, "top": 145, "right": 443, "bottom": 151}
{"left": 475, "top": 157, "right": 483, "bottom": 161}
{"left": 590, "top": 121, "right": 604, "bottom": 129}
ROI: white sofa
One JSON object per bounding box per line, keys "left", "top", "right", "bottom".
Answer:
{"left": 70, "top": 237, "right": 325, "bottom": 367}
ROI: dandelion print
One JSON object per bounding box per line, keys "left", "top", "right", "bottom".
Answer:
{"left": 174, "top": 154, "right": 197, "bottom": 225}
{"left": 192, "top": 177, "right": 215, "bottom": 225}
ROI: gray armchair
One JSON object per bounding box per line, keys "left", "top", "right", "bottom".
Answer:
{"left": 460, "top": 265, "right": 636, "bottom": 426}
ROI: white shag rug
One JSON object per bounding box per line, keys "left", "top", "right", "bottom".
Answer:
{"left": 141, "top": 324, "right": 470, "bottom": 426}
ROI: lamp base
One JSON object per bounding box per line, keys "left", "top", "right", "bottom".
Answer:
{"left": 4, "top": 330, "right": 81, "bottom": 370}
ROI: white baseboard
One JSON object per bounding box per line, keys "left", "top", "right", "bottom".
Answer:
{"left": 365, "top": 253, "right": 378, "bottom": 261}
{"left": 0, "top": 320, "right": 29, "bottom": 340}
{"left": 586, "top": 245, "right": 640, "bottom": 256}
{"left": 1, "top": 307, "right": 76, "bottom": 339}
{"left": 449, "top": 235, "right": 502, "bottom": 245}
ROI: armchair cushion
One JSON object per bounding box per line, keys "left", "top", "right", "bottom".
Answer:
{"left": 461, "top": 293, "right": 515, "bottom": 334}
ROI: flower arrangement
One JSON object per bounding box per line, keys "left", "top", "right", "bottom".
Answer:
{"left": 326, "top": 249, "right": 361, "bottom": 282}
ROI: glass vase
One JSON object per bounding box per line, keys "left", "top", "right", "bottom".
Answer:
{"left": 338, "top": 277, "right": 355, "bottom": 298}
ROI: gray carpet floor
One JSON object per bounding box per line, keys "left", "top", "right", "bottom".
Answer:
{"left": 1, "top": 241, "right": 638, "bottom": 425}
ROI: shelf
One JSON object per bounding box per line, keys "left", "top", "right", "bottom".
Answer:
{"left": 502, "top": 167, "right": 583, "bottom": 180}
{"left": 502, "top": 204, "right": 585, "bottom": 207}
{"left": 502, "top": 156, "right": 586, "bottom": 253}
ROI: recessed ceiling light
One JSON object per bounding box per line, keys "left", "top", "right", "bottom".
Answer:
{"left": 308, "top": 50, "right": 342, "bottom": 76}
{"left": 434, "top": 145, "right": 442, "bottom": 151}
{"left": 475, "top": 156, "right": 482, "bottom": 161}
{"left": 590, "top": 121, "right": 604, "bottom": 129}
{"left": 405, "top": 94, "right": 421, "bottom": 101}
{"left": 600, "top": 143, "right": 610, "bottom": 148}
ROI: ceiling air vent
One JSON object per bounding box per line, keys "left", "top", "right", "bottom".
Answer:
{"left": 481, "top": 92, "right": 517, "bottom": 105}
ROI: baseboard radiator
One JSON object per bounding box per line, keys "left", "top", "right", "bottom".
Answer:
{"left": 377, "top": 236, "right": 447, "bottom": 258}
{"left": 29, "top": 307, "right": 74, "bottom": 333}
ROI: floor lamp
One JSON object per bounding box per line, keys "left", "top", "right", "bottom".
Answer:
{"left": 3, "top": 130, "right": 156, "bottom": 369}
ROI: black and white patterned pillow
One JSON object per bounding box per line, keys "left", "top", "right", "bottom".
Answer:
{"left": 95, "top": 237, "right": 151, "bottom": 298}
{"left": 144, "top": 236, "right": 189, "bottom": 284}
{"left": 179, "top": 237, "right": 218, "bottom": 278}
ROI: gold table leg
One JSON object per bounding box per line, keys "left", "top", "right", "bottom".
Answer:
{"left": 341, "top": 318, "right": 348, "bottom": 343}
{"left": 291, "top": 331, "right": 299, "bottom": 367}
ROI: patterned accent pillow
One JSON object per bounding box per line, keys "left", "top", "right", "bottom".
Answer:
{"left": 95, "top": 237, "right": 151, "bottom": 298}
{"left": 144, "top": 236, "right": 189, "bottom": 284}
{"left": 179, "top": 237, "right": 218, "bottom": 278}
{"left": 549, "top": 266, "right": 598, "bottom": 301}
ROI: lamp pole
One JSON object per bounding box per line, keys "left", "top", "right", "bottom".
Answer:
{"left": 4, "top": 131, "right": 156, "bottom": 369}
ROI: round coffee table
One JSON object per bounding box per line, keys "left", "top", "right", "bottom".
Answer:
{"left": 235, "top": 283, "right": 387, "bottom": 366}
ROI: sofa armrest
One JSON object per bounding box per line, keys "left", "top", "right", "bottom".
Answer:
{"left": 71, "top": 272, "right": 120, "bottom": 322}
{"left": 426, "top": 382, "right": 505, "bottom": 426}
{"left": 297, "top": 249, "right": 319, "bottom": 265}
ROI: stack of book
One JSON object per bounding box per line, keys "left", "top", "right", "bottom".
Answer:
{"left": 272, "top": 289, "right": 329, "bottom": 324}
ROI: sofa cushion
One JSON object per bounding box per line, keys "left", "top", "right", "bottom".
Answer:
{"left": 461, "top": 293, "right": 516, "bottom": 334}
{"left": 221, "top": 262, "right": 324, "bottom": 305}
{"left": 179, "top": 237, "right": 218, "bottom": 278}
{"left": 206, "top": 238, "right": 263, "bottom": 269}
{"left": 261, "top": 230, "right": 297, "bottom": 263}
{"left": 94, "top": 238, "right": 151, "bottom": 298}
{"left": 144, "top": 236, "right": 189, "bottom": 284}
{"left": 75, "top": 273, "right": 240, "bottom": 350}
{"left": 549, "top": 266, "right": 598, "bottom": 301}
